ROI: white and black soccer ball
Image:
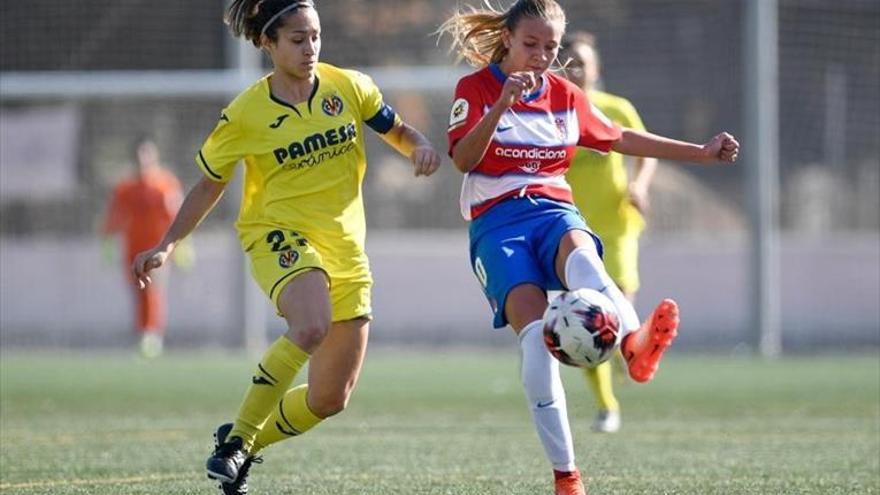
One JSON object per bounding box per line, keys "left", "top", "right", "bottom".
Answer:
{"left": 542, "top": 289, "right": 622, "bottom": 368}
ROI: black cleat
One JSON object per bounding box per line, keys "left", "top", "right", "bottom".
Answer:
{"left": 206, "top": 425, "right": 248, "bottom": 484}
{"left": 212, "top": 423, "right": 263, "bottom": 495}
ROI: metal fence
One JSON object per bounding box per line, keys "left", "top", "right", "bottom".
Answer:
{"left": 1, "top": 0, "right": 877, "bottom": 348}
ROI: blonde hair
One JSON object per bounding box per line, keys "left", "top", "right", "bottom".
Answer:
{"left": 438, "top": 0, "right": 567, "bottom": 67}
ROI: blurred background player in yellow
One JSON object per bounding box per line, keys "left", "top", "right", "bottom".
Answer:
{"left": 132, "top": 1, "right": 441, "bottom": 493}
{"left": 101, "top": 136, "right": 193, "bottom": 358}
{"left": 559, "top": 32, "right": 658, "bottom": 434}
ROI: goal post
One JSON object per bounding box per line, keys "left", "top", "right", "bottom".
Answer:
{"left": 743, "top": 0, "right": 782, "bottom": 357}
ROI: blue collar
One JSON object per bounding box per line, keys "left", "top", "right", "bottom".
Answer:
{"left": 488, "top": 63, "right": 546, "bottom": 102}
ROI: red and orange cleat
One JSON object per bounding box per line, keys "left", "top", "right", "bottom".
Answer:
{"left": 554, "top": 469, "right": 586, "bottom": 495}
{"left": 621, "top": 299, "right": 680, "bottom": 383}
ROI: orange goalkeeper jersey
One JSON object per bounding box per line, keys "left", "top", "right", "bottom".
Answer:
{"left": 103, "top": 167, "right": 182, "bottom": 260}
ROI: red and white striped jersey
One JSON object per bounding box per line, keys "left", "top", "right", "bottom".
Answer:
{"left": 447, "top": 64, "right": 621, "bottom": 220}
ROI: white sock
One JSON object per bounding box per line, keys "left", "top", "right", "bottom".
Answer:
{"left": 564, "top": 245, "right": 641, "bottom": 334}
{"left": 519, "top": 320, "right": 576, "bottom": 472}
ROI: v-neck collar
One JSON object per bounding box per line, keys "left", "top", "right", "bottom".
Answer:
{"left": 266, "top": 74, "right": 321, "bottom": 118}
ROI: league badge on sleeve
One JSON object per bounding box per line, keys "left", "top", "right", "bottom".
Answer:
{"left": 448, "top": 98, "right": 469, "bottom": 130}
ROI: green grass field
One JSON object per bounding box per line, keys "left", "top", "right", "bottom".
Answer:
{"left": 1, "top": 351, "right": 878, "bottom": 495}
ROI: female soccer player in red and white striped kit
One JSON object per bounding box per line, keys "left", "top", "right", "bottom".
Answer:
{"left": 439, "top": 1, "right": 739, "bottom": 493}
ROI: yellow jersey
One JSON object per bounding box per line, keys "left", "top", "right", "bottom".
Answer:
{"left": 196, "top": 63, "right": 399, "bottom": 279}
{"left": 566, "top": 89, "right": 647, "bottom": 240}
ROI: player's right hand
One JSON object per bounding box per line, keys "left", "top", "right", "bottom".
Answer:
{"left": 132, "top": 247, "right": 170, "bottom": 289}
{"left": 498, "top": 71, "right": 537, "bottom": 109}
{"left": 702, "top": 132, "right": 740, "bottom": 163}
{"left": 410, "top": 144, "right": 442, "bottom": 177}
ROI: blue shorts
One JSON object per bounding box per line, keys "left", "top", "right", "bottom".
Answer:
{"left": 469, "top": 196, "right": 602, "bottom": 328}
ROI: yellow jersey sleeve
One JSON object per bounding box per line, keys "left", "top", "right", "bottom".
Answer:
{"left": 614, "top": 97, "right": 647, "bottom": 133}
{"left": 567, "top": 90, "right": 648, "bottom": 241}
{"left": 348, "top": 70, "right": 399, "bottom": 134}
{"left": 196, "top": 109, "right": 245, "bottom": 183}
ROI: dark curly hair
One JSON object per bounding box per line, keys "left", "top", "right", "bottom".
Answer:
{"left": 225, "top": 0, "right": 316, "bottom": 47}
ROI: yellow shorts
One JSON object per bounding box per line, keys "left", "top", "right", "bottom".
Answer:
{"left": 246, "top": 229, "right": 372, "bottom": 322}
{"left": 600, "top": 234, "right": 640, "bottom": 294}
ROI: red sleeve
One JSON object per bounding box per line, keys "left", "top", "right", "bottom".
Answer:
{"left": 574, "top": 89, "right": 621, "bottom": 153}
{"left": 447, "top": 76, "right": 486, "bottom": 157}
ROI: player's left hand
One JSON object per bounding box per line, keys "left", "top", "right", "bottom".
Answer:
{"left": 410, "top": 145, "right": 441, "bottom": 177}
{"left": 703, "top": 132, "right": 740, "bottom": 163}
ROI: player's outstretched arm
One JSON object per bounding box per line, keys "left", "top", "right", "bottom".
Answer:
{"left": 613, "top": 128, "right": 740, "bottom": 165}
{"left": 379, "top": 121, "right": 442, "bottom": 177}
{"left": 132, "top": 176, "right": 226, "bottom": 289}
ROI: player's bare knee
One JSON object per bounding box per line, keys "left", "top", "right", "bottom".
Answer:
{"left": 310, "top": 389, "right": 351, "bottom": 417}
{"left": 287, "top": 321, "right": 329, "bottom": 352}
{"left": 277, "top": 269, "right": 333, "bottom": 352}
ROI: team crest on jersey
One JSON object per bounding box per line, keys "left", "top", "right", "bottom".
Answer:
{"left": 554, "top": 117, "right": 568, "bottom": 141}
{"left": 278, "top": 250, "right": 299, "bottom": 268}
{"left": 449, "top": 98, "right": 469, "bottom": 129}
{"left": 321, "top": 95, "right": 344, "bottom": 116}
{"left": 519, "top": 161, "right": 541, "bottom": 174}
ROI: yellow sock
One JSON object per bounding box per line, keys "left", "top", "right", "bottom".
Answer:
{"left": 584, "top": 361, "right": 620, "bottom": 412}
{"left": 228, "top": 337, "right": 309, "bottom": 449}
{"left": 251, "top": 384, "right": 323, "bottom": 453}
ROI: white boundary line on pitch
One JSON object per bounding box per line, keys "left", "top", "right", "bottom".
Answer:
{"left": 0, "top": 473, "right": 190, "bottom": 491}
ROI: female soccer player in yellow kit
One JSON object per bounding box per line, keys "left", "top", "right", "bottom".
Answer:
{"left": 560, "top": 32, "right": 658, "bottom": 434}
{"left": 132, "top": 1, "right": 441, "bottom": 492}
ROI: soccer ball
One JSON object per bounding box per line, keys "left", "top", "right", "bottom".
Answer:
{"left": 542, "top": 289, "right": 622, "bottom": 368}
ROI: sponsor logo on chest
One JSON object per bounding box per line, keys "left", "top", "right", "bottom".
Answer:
{"left": 272, "top": 122, "right": 358, "bottom": 170}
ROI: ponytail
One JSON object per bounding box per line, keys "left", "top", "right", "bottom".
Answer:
{"left": 438, "top": 0, "right": 566, "bottom": 67}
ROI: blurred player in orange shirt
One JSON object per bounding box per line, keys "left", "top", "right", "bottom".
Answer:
{"left": 102, "top": 137, "right": 189, "bottom": 357}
